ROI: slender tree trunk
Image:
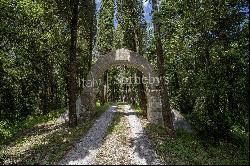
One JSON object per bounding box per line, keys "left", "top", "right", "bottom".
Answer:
{"left": 68, "top": 0, "right": 79, "bottom": 127}
{"left": 132, "top": 21, "right": 147, "bottom": 115}
{"left": 100, "top": 71, "right": 107, "bottom": 105}
{"left": 42, "top": 82, "right": 49, "bottom": 115}
{"left": 152, "top": 0, "right": 175, "bottom": 137}
{"left": 138, "top": 72, "right": 147, "bottom": 115}
{"left": 20, "top": 80, "right": 29, "bottom": 117}
{"left": 100, "top": 78, "right": 105, "bottom": 105}
{"left": 87, "top": 29, "right": 94, "bottom": 71}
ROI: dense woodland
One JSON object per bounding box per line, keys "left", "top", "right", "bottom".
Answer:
{"left": 0, "top": 0, "right": 249, "bottom": 152}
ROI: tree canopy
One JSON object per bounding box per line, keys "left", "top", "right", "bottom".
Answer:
{"left": 0, "top": 0, "right": 249, "bottom": 147}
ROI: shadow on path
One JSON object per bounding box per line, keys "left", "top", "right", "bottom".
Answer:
{"left": 124, "top": 105, "right": 162, "bottom": 165}
{"left": 58, "top": 106, "right": 117, "bottom": 165}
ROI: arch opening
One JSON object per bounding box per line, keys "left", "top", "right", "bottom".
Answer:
{"left": 76, "top": 48, "right": 163, "bottom": 125}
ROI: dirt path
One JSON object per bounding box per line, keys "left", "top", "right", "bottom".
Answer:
{"left": 58, "top": 104, "right": 162, "bottom": 165}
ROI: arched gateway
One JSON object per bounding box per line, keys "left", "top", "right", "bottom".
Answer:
{"left": 76, "top": 48, "right": 163, "bottom": 125}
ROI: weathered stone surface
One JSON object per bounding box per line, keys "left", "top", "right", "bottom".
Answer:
{"left": 78, "top": 48, "right": 162, "bottom": 125}
{"left": 86, "top": 49, "right": 157, "bottom": 84}
{"left": 145, "top": 89, "right": 163, "bottom": 124}
{"left": 147, "top": 110, "right": 164, "bottom": 125}
{"left": 171, "top": 109, "right": 193, "bottom": 133}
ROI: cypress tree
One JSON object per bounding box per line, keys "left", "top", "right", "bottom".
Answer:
{"left": 96, "top": 0, "right": 115, "bottom": 105}
{"left": 116, "top": 0, "right": 147, "bottom": 113}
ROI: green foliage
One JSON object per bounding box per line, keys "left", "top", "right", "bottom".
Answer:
{"left": 0, "top": 103, "right": 111, "bottom": 164}
{"left": 116, "top": 0, "right": 146, "bottom": 53}
{"left": 78, "top": 0, "right": 96, "bottom": 81}
{"left": 144, "top": 123, "right": 249, "bottom": 165}
{"left": 158, "top": 0, "right": 249, "bottom": 138}
{"left": 0, "top": 108, "right": 65, "bottom": 144}
{"left": 0, "top": 0, "right": 249, "bottom": 163}
{"left": 96, "top": 101, "right": 112, "bottom": 116}
{"left": 0, "top": 0, "right": 96, "bottom": 125}
{"left": 96, "top": 0, "right": 115, "bottom": 55}
{"left": 0, "top": 0, "right": 68, "bottom": 122}
{"left": 108, "top": 0, "right": 147, "bottom": 109}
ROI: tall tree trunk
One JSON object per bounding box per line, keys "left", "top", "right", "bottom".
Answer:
{"left": 68, "top": 0, "right": 79, "bottom": 127}
{"left": 42, "top": 82, "right": 49, "bottom": 115}
{"left": 138, "top": 72, "right": 147, "bottom": 115}
{"left": 152, "top": 0, "right": 175, "bottom": 137}
{"left": 100, "top": 71, "right": 108, "bottom": 105}
{"left": 132, "top": 21, "right": 147, "bottom": 115}
{"left": 87, "top": 42, "right": 93, "bottom": 72}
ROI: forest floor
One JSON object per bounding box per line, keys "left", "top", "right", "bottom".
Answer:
{"left": 0, "top": 103, "right": 111, "bottom": 165}
{"left": 137, "top": 110, "right": 249, "bottom": 165}
{"left": 58, "top": 104, "right": 248, "bottom": 165}
{"left": 1, "top": 103, "right": 248, "bottom": 165}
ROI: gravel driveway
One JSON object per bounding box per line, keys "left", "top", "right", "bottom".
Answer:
{"left": 58, "top": 104, "right": 162, "bottom": 165}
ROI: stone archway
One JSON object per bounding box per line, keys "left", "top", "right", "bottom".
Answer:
{"left": 76, "top": 48, "right": 163, "bottom": 125}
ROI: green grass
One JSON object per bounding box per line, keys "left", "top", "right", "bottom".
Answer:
{"left": 94, "top": 106, "right": 129, "bottom": 165}
{"left": 96, "top": 102, "right": 112, "bottom": 115}
{"left": 143, "top": 121, "right": 249, "bottom": 165}
{"left": 132, "top": 105, "right": 249, "bottom": 165}
{"left": 131, "top": 104, "right": 145, "bottom": 118}
{"left": 107, "top": 107, "right": 123, "bottom": 134}
{"left": 0, "top": 102, "right": 112, "bottom": 165}
{"left": 0, "top": 108, "right": 66, "bottom": 144}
